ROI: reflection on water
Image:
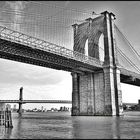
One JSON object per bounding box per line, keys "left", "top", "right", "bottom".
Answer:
{"left": 0, "top": 127, "right": 12, "bottom": 139}
{"left": 0, "top": 111, "right": 140, "bottom": 139}
{"left": 71, "top": 116, "right": 121, "bottom": 139}
{"left": 112, "top": 117, "right": 121, "bottom": 139}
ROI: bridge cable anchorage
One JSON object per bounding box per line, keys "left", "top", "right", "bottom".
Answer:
{"left": 114, "top": 24, "right": 140, "bottom": 60}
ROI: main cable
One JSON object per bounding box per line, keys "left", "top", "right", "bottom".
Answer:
{"left": 114, "top": 24, "right": 140, "bottom": 60}
{"left": 116, "top": 46, "right": 140, "bottom": 73}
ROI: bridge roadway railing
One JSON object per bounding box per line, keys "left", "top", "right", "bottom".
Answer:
{"left": 0, "top": 100, "right": 72, "bottom": 104}
{"left": 0, "top": 26, "right": 102, "bottom": 68}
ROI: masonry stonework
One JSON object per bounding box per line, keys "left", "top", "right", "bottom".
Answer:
{"left": 79, "top": 73, "right": 94, "bottom": 115}
{"left": 94, "top": 71, "right": 105, "bottom": 115}
{"left": 71, "top": 11, "right": 123, "bottom": 116}
{"left": 71, "top": 72, "right": 79, "bottom": 116}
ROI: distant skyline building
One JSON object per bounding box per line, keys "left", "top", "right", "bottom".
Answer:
{"left": 6, "top": 104, "right": 11, "bottom": 110}
{"left": 13, "top": 104, "right": 16, "bottom": 110}
{"left": 0, "top": 103, "right": 6, "bottom": 110}
{"left": 41, "top": 106, "right": 43, "bottom": 111}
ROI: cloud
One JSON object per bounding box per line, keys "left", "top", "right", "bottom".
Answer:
{"left": 0, "top": 59, "right": 71, "bottom": 86}
{"left": 0, "top": 79, "right": 72, "bottom": 100}
{"left": 0, "top": 58, "right": 72, "bottom": 110}
{"left": 0, "top": 73, "right": 72, "bottom": 110}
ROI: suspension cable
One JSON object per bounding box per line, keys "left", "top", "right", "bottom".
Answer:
{"left": 0, "top": 8, "right": 86, "bottom": 23}
{"left": 0, "top": 20, "right": 72, "bottom": 29}
{"left": 28, "top": 1, "right": 91, "bottom": 14}
{"left": 116, "top": 46, "right": 140, "bottom": 73}
{"left": 114, "top": 24, "right": 140, "bottom": 60}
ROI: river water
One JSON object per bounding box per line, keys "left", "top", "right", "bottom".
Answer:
{"left": 0, "top": 111, "right": 140, "bottom": 139}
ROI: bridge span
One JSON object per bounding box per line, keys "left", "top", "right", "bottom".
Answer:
{"left": 0, "top": 87, "right": 72, "bottom": 114}
{"left": 0, "top": 100, "right": 72, "bottom": 104}
{"left": 1, "top": 10, "right": 140, "bottom": 116}
{"left": 0, "top": 19, "right": 140, "bottom": 85}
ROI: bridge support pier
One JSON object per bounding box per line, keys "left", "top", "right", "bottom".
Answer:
{"left": 18, "top": 103, "right": 22, "bottom": 114}
{"left": 71, "top": 69, "right": 123, "bottom": 116}
{"left": 71, "top": 72, "right": 80, "bottom": 116}
{"left": 103, "top": 66, "right": 123, "bottom": 116}
{"left": 71, "top": 72, "right": 105, "bottom": 116}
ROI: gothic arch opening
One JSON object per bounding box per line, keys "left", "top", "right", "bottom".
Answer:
{"left": 85, "top": 39, "right": 88, "bottom": 56}
{"left": 99, "top": 33, "right": 104, "bottom": 62}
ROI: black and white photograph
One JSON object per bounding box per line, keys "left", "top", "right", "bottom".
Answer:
{"left": 0, "top": 1, "right": 140, "bottom": 139}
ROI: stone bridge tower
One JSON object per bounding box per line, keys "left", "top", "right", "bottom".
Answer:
{"left": 71, "top": 11, "right": 123, "bottom": 116}
{"left": 18, "top": 87, "right": 23, "bottom": 114}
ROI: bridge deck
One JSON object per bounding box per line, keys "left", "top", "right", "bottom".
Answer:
{"left": 120, "top": 68, "right": 140, "bottom": 86}
{"left": 0, "top": 100, "right": 72, "bottom": 104}
{"left": 0, "top": 26, "right": 102, "bottom": 73}
{"left": 0, "top": 26, "right": 140, "bottom": 85}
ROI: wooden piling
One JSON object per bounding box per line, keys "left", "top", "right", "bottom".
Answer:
{"left": 0, "top": 110, "right": 5, "bottom": 126}
{"left": 0, "top": 107, "right": 13, "bottom": 128}
{"left": 5, "top": 108, "right": 13, "bottom": 128}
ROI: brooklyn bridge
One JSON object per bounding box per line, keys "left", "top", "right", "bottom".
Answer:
{"left": 0, "top": 2, "right": 140, "bottom": 116}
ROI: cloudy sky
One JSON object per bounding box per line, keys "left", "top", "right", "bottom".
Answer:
{"left": 0, "top": 1, "right": 140, "bottom": 110}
